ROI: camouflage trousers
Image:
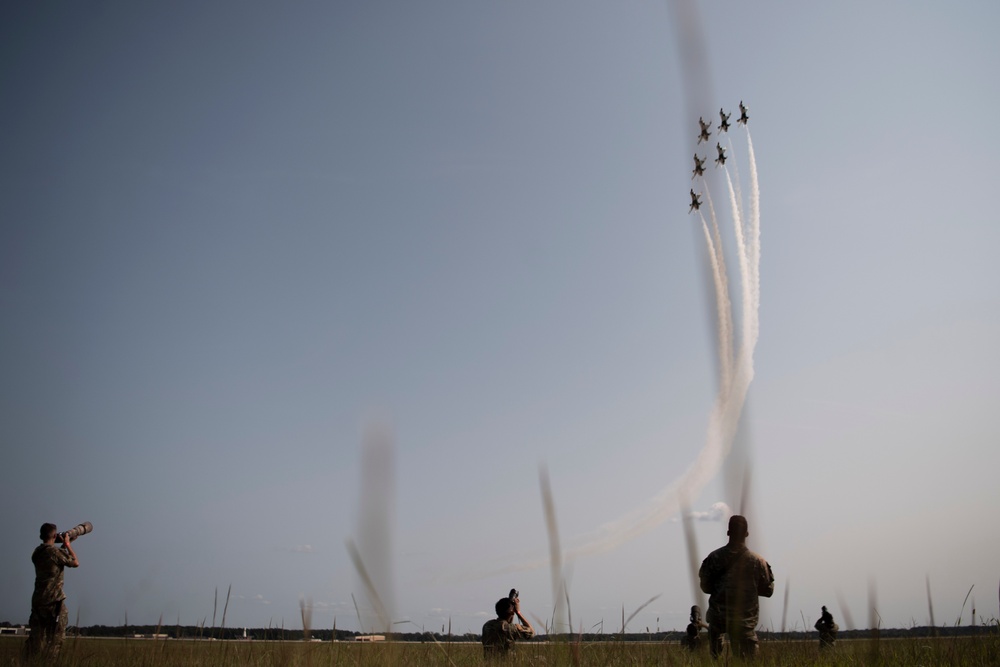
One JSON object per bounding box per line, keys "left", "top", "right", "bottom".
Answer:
{"left": 24, "top": 599, "right": 67, "bottom": 662}
{"left": 707, "top": 615, "right": 759, "bottom": 660}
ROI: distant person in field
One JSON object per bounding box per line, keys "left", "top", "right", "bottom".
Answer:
{"left": 24, "top": 523, "right": 79, "bottom": 662}
{"left": 699, "top": 515, "right": 774, "bottom": 659}
{"left": 482, "top": 591, "right": 535, "bottom": 658}
{"left": 683, "top": 605, "right": 708, "bottom": 651}
{"left": 814, "top": 605, "right": 838, "bottom": 649}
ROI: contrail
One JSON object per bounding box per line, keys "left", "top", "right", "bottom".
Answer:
{"left": 463, "top": 126, "right": 762, "bottom": 580}
{"left": 702, "top": 188, "right": 734, "bottom": 392}
{"left": 726, "top": 134, "right": 745, "bottom": 226}
{"left": 745, "top": 129, "right": 761, "bottom": 339}
{"left": 723, "top": 165, "right": 755, "bottom": 368}
{"left": 552, "top": 128, "right": 762, "bottom": 560}
{"left": 699, "top": 208, "right": 733, "bottom": 392}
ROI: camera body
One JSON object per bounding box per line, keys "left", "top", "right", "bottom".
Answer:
{"left": 57, "top": 522, "right": 93, "bottom": 544}
{"left": 508, "top": 588, "right": 519, "bottom": 601}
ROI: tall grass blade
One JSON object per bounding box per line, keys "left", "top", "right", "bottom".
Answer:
{"left": 346, "top": 539, "right": 390, "bottom": 631}
{"left": 351, "top": 593, "right": 364, "bottom": 634}
{"left": 539, "top": 465, "right": 567, "bottom": 634}
{"left": 300, "top": 596, "right": 312, "bottom": 640}
{"left": 836, "top": 591, "right": 854, "bottom": 631}
{"left": 220, "top": 584, "right": 232, "bottom": 629}
{"left": 957, "top": 584, "right": 974, "bottom": 626}
{"left": 781, "top": 579, "right": 789, "bottom": 633}
{"left": 622, "top": 595, "right": 661, "bottom": 634}
{"left": 680, "top": 498, "right": 706, "bottom": 614}
{"left": 926, "top": 575, "right": 936, "bottom": 634}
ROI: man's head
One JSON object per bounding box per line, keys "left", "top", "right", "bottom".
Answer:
{"left": 40, "top": 523, "right": 58, "bottom": 542}
{"left": 495, "top": 597, "right": 515, "bottom": 621}
{"left": 727, "top": 515, "right": 749, "bottom": 543}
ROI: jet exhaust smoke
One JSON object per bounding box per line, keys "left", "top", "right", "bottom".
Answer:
{"left": 466, "top": 125, "right": 763, "bottom": 579}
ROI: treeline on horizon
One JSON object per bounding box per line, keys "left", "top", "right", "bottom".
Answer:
{"left": 3, "top": 621, "right": 997, "bottom": 642}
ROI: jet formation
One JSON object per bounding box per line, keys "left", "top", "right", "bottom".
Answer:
{"left": 689, "top": 102, "right": 748, "bottom": 213}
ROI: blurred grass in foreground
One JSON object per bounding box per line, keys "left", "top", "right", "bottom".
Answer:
{"left": 4, "top": 634, "right": 1000, "bottom": 666}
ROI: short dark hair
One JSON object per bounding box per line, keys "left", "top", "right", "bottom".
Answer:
{"left": 40, "top": 523, "right": 57, "bottom": 541}
{"left": 728, "top": 515, "right": 748, "bottom": 538}
{"left": 495, "top": 597, "right": 514, "bottom": 618}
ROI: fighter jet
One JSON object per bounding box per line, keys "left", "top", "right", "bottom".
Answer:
{"left": 718, "top": 108, "right": 731, "bottom": 133}
{"left": 697, "top": 117, "right": 712, "bottom": 144}
{"left": 715, "top": 143, "right": 727, "bottom": 167}
{"left": 737, "top": 101, "right": 749, "bottom": 125}
{"left": 689, "top": 189, "right": 702, "bottom": 213}
{"left": 692, "top": 153, "right": 706, "bottom": 179}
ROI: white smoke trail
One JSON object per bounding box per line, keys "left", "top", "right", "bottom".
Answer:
{"left": 702, "top": 188, "right": 734, "bottom": 393}
{"left": 726, "top": 134, "right": 745, "bottom": 226}
{"left": 465, "top": 130, "right": 763, "bottom": 580}
{"left": 724, "top": 166, "right": 754, "bottom": 363}
{"left": 548, "top": 133, "right": 763, "bottom": 560}
{"left": 705, "top": 183, "right": 733, "bottom": 394}
{"left": 746, "top": 130, "right": 761, "bottom": 342}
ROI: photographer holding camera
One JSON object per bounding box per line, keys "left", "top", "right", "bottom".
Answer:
{"left": 24, "top": 523, "right": 80, "bottom": 662}
{"left": 482, "top": 589, "right": 535, "bottom": 658}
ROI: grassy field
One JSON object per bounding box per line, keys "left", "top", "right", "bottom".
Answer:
{"left": 4, "top": 635, "right": 1000, "bottom": 666}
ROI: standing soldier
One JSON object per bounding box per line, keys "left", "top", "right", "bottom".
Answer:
{"left": 24, "top": 523, "right": 79, "bottom": 662}
{"left": 699, "top": 515, "right": 774, "bottom": 659}
{"left": 814, "top": 606, "right": 838, "bottom": 649}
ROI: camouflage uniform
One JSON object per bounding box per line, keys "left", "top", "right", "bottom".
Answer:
{"left": 482, "top": 618, "right": 534, "bottom": 658}
{"left": 814, "top": 610, "right": 838, "bottom": 649}
{"left": 683, "top": 606, "right": 708, "bottom": 651}
{"left": 25, "top": 544, "right": 76, "bottom": 661}
{"left": 699, "top": 543, "right": 774, "bottom": 659}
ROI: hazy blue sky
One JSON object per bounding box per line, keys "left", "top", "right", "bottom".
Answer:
{"left": 2, "top": 1, "right": 999, "bottom": 635}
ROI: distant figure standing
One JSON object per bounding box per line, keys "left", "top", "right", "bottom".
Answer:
{"left": 482, "top": 590, "right": 535, "bottom": 659}
{"left": 24, "top": 523, "right": 79, "bottom": 662}
{"left": 699, "top": 515, "right": 774, "bottom": 659}
{"left": 814, "top": 605, "right": 838, "bottom": 649}
{"left": 683, "top": 605, "right": 708, "bottom": 651}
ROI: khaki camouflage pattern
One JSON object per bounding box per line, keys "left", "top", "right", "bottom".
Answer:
{"left": 481, "top": 618, "right": 534, "bottom": 658}
{"left": 31, "top": 544, "right": 74, "bottom": 606}
{"left": 25, "top": 544, "right": 76, "bottom": 661}
{"left": 815, "top": 617, "right": 838, "bottom": 649}
{"left": 25, "top": 599, "right": 68, "bottom": 661}
{"left": 699, "top": 543, "right": 774, "bottom": 658}
{"left": 683, "top": 621, "right": 708, "bottom": 651}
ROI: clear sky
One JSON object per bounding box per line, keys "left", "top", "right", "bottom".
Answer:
{"left": 2, "top": 0, "right": 999, "bottom": 635}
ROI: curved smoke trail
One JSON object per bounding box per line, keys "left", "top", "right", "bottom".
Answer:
{"left": 702, "top": 189, "right": 734, "bottom": 393}
{"left": 471, "top": 130, "right": 763, "bottom": 578}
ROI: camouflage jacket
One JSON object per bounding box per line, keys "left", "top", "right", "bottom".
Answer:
{"left": 482, "top": 618, "right": 534, "bottom": 656}
{"left": 31, "top": 544, "right": 76, "bottom": 607}
{"left": 699, "top": 543, "right": 774, "bottom": 632}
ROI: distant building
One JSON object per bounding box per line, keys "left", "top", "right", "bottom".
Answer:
{"left": 355, "top": 635, "right": 386, "bottom": 642}
{"left": 0, "top": 626, "right": 27, "bottom": 636}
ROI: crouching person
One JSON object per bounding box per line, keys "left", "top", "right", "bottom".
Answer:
{"left": 482, "top": 591, "right": 535, "bottom": 659}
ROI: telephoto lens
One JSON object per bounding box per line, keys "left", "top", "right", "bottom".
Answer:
{"left": 58, "top": 522, "right": 93, "bottom": 543}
